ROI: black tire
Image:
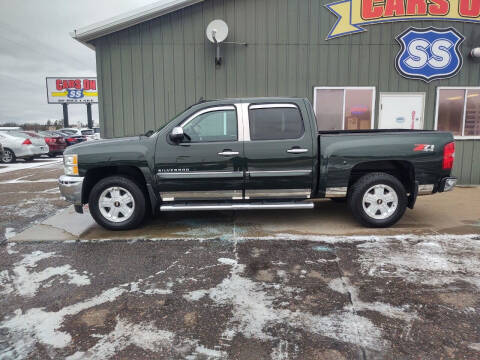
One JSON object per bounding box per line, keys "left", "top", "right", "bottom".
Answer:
{"left": 347, "top": 172, "right": 407, "bottom": 228}
{"left": 1, "top": 148, "right": 16, "bottom": 163}
{"left": 48, "top": 153, "right": 56, "bottom": 158}
{"left": 25, "top": 157, "right": 35, "bottom": 162}
{"left": 88, "top": 176, "right": 147, "bottom": 231}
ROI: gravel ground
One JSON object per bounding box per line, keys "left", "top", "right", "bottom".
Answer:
{"left": 1, "top": 234, "right": 480, "bottom": 359}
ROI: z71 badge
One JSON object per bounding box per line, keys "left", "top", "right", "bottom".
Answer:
{"left": 396, "top": 27, "right": 464, "bottom": 83}
{"left": 414, "top": 144, "right": 435, "bottom": 152}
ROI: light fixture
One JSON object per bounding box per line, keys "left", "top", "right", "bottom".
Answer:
{"left": 471, "top": 48, "right": 480, "bottom": 58}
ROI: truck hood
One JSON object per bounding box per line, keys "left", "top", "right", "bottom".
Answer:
{"left": 64, "top": 136, "right": 143, "bottom": 155}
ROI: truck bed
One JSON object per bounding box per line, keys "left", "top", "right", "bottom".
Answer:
{"left": 318, "top": 129, "right": 442, "bottom": 135}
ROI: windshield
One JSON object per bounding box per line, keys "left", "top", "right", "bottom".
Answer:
{"left": 152, "top": 107, "right": 194, "bottom": 136}
{"left": 61, "top": 129, "right": 77, "bottom": 135}
{"left": 39, "top": 131, "right": 56, "bottom": 137}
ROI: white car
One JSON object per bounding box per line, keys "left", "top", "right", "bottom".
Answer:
{"left": 0, "top": 131, "right": 49, "bottom": 163}
{"left": 81, "top": 128, "right": 96, "bottom": 141}
{"left": 60, "top": 128, "right": 96, "bottom": 141}
{"left": 93, "top": 127, "right": 101, "bottom": 140}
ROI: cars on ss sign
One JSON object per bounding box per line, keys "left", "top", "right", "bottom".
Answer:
{"left": 0, "top": 131, "right": 48, "bottom": 163}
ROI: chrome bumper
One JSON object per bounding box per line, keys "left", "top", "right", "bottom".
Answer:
{"left": 438, "top": 177, "right": 457, "bottom": 192}
{"left": 58, "top": 175, "right": 84, "bottom": 205}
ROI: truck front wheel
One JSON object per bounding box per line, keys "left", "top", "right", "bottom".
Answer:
{"left": 89, "top": 176, "right": 146, "bottom": 231}
{"left": 348, "top": 172, "right": 407, "bottom": 228}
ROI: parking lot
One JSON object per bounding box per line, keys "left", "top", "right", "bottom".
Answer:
{"left": 0, "top": 158, "right": 67, "bottom": 242}
{"left": 1, "top": 161, "right": 480, "bottom": 359}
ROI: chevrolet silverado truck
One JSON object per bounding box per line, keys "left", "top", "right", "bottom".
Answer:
{"left": 58, "top": 97, "right": 457, "bottom": 231}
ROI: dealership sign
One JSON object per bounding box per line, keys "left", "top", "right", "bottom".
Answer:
{"left": 325, "top": 0, "right": 480, "bottom": 39}
{"left": 395, "top": 27, "right": 464, "bottom": 82}
{"left": 46, "top": 77, "right": 98, "bottom": 104}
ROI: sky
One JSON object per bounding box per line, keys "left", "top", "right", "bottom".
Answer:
{"left": 0, "top": 0, "right": 164, "bottom": 125}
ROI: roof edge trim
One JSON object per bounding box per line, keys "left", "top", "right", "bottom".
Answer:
{"left": 71, "top": 0, "right": 204, "bottom": 47}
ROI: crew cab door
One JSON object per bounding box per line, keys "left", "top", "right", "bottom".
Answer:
{"left": 155, "top": 105, "right": 244, "bottom": 202}
{"left": 244, "top": 103, "right": 314, "bottom": 199}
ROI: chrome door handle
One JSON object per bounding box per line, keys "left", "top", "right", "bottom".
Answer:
{"left": 218, "top": 151, "right": 240, "bottom": 157}
{"left": 287, "top": 148, "right": 309, "bottom": 154}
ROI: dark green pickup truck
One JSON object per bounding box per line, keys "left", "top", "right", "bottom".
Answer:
{"left": 58, "top": 97, "right": 456, "bottom": 230}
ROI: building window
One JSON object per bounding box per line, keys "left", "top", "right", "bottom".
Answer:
{"left": 436, "top": 88, "right": 480, "bottom": 138}
{"left": 313, "top": 87, "right": 375, "bottom": 130}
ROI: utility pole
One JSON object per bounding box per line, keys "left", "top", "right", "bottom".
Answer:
{"left": 62, "top": 103, "right": 69, "bottom": 128}
{"left": 86, "top": 103, "right": 93, "bottom": 129}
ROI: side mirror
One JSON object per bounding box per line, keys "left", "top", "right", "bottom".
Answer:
{"left": 169, "top": 126, "right": 185, "bottom": 142}
{"left": 144, "top": 130, "right": 154, "bottom": 137}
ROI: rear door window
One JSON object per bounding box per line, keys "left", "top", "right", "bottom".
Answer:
{"left": 249, "top": 105, "right": 304, "bottom": 140}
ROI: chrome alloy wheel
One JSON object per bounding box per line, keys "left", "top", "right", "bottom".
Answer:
{"left": 98, "top": 186, "right": 135, "bottom": 223}
{"left": 362, "top": 184, "right": 398, "bottom": 220}
{"left": 2, "top": 149, "right": 13, "bottom": 163}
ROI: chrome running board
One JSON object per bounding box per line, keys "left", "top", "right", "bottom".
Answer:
{"left": 160, "top": 202, "right": 314, "bottom": 212}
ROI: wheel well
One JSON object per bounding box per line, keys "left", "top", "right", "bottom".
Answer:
{"left": 82, "top": 166, "right": 151, "bottom": 208}
{"left": 348, "top": 161, "right": 415, "bottom": 194}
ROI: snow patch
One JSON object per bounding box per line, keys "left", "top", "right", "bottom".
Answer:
{"left": 0, "top": 158, "right": 61, "bottom": 174}
{"left": 469, "top": 343, "right": 480, "bottom": 351}
{"left": 5, "top": 227, "right": 16, "bottom": 239}
{"left": 0, "top": 250, "right": 90, "bottom": 297}
{"left": 328, "top": 278, "right": 418, "bottom": 322}
{"left": 186, "top": 345, "right": 227, "bottom": 359}
{"left": 6, "top": 242, "right": 18, "bottom": 254}
{"left": 217, "top": 258, "right": 237, "bottom": 266}
{"left": 13, "top": 264, "right": 91, "bottom": 297}
{"left": 183, "top": 289, "right": 208, "bottom": 301}
{"left": 0, "top": 270, "right": 13, "bottom": 295}
{"left": 357, "top": 235, "right": 480, "bottom": 288}
{"left": 0, "top": 287, "right": 126, "bottom": 358}
{"left": 184, "top": 260, "right": 386, "bottom": 350}
{"left": 66, "top": 317, "right": 175, "bottom": 360}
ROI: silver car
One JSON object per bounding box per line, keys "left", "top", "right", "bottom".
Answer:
{"left": 0, "top": 131, "right": 49, "bottom": 163}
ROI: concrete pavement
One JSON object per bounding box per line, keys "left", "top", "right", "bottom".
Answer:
{"left": 10, "top": 186, "right": 480, "bottom": 243}
{"left": 0, "top": 159, "right": 68, "bottom": 242}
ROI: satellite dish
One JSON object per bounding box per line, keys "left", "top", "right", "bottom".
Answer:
{"left": 206, "top": 19, "right": 229, "bottom": 43}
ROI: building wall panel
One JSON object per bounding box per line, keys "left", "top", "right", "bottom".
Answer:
{"left": 94, "top": 0, "right": 480, "bottom": 184}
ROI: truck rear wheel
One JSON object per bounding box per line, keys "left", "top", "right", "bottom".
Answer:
{"left": 348, "top": 172, "right": 407, "bottom": 228}
{"left": 89, "top": 176, "right": 146, "bottom": 231}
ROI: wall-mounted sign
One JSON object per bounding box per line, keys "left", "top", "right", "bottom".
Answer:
{"left": 325, "top": 0, "right": 480, "bottom": 39}
{"left": 46, "top": 77, "right": 98, "bottom": 104}
{"left": 395, "top": 27, "right": 464, "bottom": 82}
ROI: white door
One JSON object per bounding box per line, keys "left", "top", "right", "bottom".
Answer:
{"left": 379, "top": 93, "right": 425, "bottom": 129}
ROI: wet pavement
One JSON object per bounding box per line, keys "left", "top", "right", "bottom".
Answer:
{"left": 1, "top": 163, "right": 480, "bottom": 358}
{"left": 1, "top": 234, "right": 480, "bottom": 359}
{"left": 0, "top": 159, "right": 67, "bottom": 242}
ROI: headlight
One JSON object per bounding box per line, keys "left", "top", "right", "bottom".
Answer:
{"left": 63, "top": 154, "right": 79, "bottom": 176}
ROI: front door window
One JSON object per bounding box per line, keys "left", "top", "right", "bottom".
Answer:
{"left": 182, "top": 109, "right": 237, "bottom": 143}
